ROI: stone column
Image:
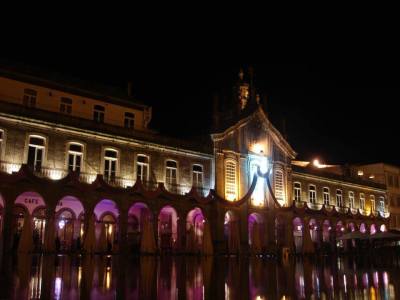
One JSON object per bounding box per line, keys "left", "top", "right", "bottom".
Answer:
{"left": 44, "top": 206, "right": 56, "bottom": 252}
{"left": 265, "top": 211, "right": 277, "bottom": 254}
{"left": 176, "top": 216, "right": 186, "bottom": 254}
{"left": 118, "top": 208, "right": 128, "bottom": 254}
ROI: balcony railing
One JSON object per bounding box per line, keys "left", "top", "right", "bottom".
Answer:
{"left": 0, "top": 161, "right": 210, "bottom": 196}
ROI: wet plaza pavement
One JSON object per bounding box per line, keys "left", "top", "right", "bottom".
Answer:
{"left": 0, "top": 254, "right": 399, "bottom": 299}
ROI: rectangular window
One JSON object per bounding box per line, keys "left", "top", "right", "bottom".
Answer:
{"left": 23, "top": 88, "right": 37, "bottom": 107}
{"left": 166, "top": 161, "right": 177, "bottom": 184}
{"left": 379, "top": 197, "right": 385, "bottom": 212}
{"left": 192, "top": 164, "right": 203, "bottom": 188}
{"left": 60, "top": 97, "right": 72, "bottom": 114}
{"left": 124, "top": 112, "right": 135, "bottom": 129}
{"left": 136, "top": 154, "right": 149, "bottom": 182}
{"left": 395, "top": 176, "right": 399, "bottom": 188}
{"left": 104, "top": 149, "right": 117, "bottom": 183}
{"left": 349, "top": 191, "right": 355, "bottom": 208}
{"left": 68, "top": 143, "right": 83, "bottom": 172}
{"left": 274, "top": 170, "right": 285, "bottom": 204}
{"left": 323, "top": 187, "right": 330, "bottom": 206}
{"left": 94, "top": 105, "right": 105, "bottom": 123}
{"left": 27, "top": 136, "right": 45, "bottom": 172}
{"left": 370, "top": 195, "right": 375, "bottom": 212}
{"left": 360, "top": 193, "right": 365, "bottom": 210}
{"left": 225, "top": 161, "right": 237, "bottom": 201}
{"left": 336, "top": 189, "right": 343, "bottom": 207}
{"left": 309, "top": 185, "right": 316, "bottom": 204}
{"left": 293, "top": 182, "right": 301, "bottom": 202}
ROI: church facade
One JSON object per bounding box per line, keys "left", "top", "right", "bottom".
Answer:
{"left": 0, "top": 66, "right": 390, "bottom": 256}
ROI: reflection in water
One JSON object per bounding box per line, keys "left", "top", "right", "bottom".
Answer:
{"left": 1, "top": 253, "right": 399, "bottom": 299}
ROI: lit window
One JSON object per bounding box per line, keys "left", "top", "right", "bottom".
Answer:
{"left": 293, "top": 182, "right": 301, "bottom": 202}
{"left": 379, "top": 197, "right": 385, "bottom": 212}
{"left": 94, "top": 105, "right": 105, "bottom": 123}
{"left": 166, "top": 160, "right": 178, "bottom": 192}
{"left": 225, "top": 160, "right": 237, "bottom": 201}
{"left": 68, "top": 143, "right": 83, "bottom": 172}
{"left": 336, "top": 189, "right": 343, "bottom": 207}
{"left": 104, "top": 149, "right": 117, "bottom": 183}
{"left": 124, "top": 112, "right": 135, "bottom": 129}
{"left": 323, "top": 187, "right": 330, "bottom": 206}
{"left": 136, "top": 154, "right": 149, "bottom": 182}
{"left": 60, "top": 97, "right": 72, "bottom": 114}
{"left": 360, "top": 193, "right": 365, "bottom": 210}
{"left": 192, "top": 164, "right": 203, "bottom": 188}
{"left": 27, "top": 136, "right": 45, "bottom": 172}
{"left": 349, "top": 191, "right": 355, "bottom": 209}
{"left": 309, "top": 185, "right": 316, "bottom": 204}
{"left": 23, "top": 88, "right": 37, "bottom": 107}
{"left": 370, "top": 195, "right": 375, "bottom": 212}
{"left": 274, "top": 169, "right": 285, "bottom": 204}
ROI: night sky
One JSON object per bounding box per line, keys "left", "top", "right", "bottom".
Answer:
{"left": 1, "top": 54, "right": 399, "bottom": 166}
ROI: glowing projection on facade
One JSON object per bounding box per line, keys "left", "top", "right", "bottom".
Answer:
{"left": 249, "top": 153, "right": 268, "bottom": 207}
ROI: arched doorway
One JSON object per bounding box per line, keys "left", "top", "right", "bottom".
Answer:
{"left": 360, "top": 223, "right": 367, "bottom": 233}
{"left": 55, "top": 196, "right": 84, "bottom": 251}
{"left": 224, "top": 210, "right": 240, "bottom": 254}
{"left": 158, "top": 205, "right": 178, "bottom": 253}
{"left": 127, "top": 202, "right": 152, "bottom": 252}
{"left": 292, "top": 217, "right": 303, "bottom": 254}
{"left": 94, "top": 199, "right": 119, "bottom": 253}
{"left": 248, "top": 213, "right": 264, "bottom": 254}
{"left": 186, "top": 207, "right": 205, "bottom": 253}
{"left": 13, "top": 191, "right": 46, "bottom": 252}
{"left": 380, "top": 224, "right": 387, "bottom": 232}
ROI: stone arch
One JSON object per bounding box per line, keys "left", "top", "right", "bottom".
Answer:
{"left": 158, "top": 205, "right": 179, "bottom": 253}
{"left": 94, "top": 199, "right": 120, "bottom": 253}
{"left": 360, "top": 223, "right": 367, "bottom": 233}
{"left": 292, "top": 217, "right": 303, "bottom": 254}
{"left": 12, "top": 191, "right": 47, "bottom": 252}
{"left": 127, "top": 202, "right": 153, "bottom": 252}
{"left": 224, "top": 210, "right": 240, "bottom": 254}
{"left": 370, "top": 224, "right": 377, "bottom": 235}
{"left": 186, "top": 207, "right": 206, "bottom": 253}
{"left": 55, "top": 195, "right": 85, "bottom": 251}
{"left": 248, "top": 212, "right": 264, "bottom": 254}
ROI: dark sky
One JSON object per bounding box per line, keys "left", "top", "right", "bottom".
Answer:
{"left": 1, "top": 53, "right": 399, "bottom": 165}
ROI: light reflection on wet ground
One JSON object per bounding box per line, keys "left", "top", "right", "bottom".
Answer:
{"left": 0, "top": 254, "right": 399, "bottom": 299}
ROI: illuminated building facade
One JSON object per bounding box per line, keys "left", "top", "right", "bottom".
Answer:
{"left": 0, "top": 66, "right": 390, "bottom": 256}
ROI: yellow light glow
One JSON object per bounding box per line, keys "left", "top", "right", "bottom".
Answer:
{"left": 313, "top": 159, "right": 329, "bottom": 169}
{"left": 358, "top": 170, "right": 364, "bottom": 176}
{"left": 106, "top": 269, "right": 111, "bottom": 290}
{"left": 369, "top": 174, "right": 375, "bottom": 179}
{"left": 108, "top": 225, "right": 113, "bottom": 235}
{"left": 6, "top": 163, "right": 21, "bottom": 174}
{"left": 49, "top": 169, "right": 63, "bottom": 180}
